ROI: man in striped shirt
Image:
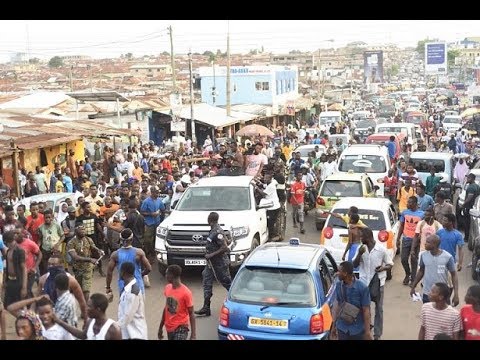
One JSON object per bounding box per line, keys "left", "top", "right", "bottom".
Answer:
{"left": 419, "top": 282, "right": 462, "bottom": 340}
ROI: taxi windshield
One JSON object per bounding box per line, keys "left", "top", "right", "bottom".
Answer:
{"left": 321, "top": 180, "right": 362, "bottom": 197}
{"left": 229, "top": 267, "right": 316, "bottom": 307}
{"left": 327, "top": 208, "right": 386, "bottom": 230}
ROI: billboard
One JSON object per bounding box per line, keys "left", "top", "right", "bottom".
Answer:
{"left": 363, "top": 51, "right": 384, "bottom": 84}
{"left": 425, "top": 42, "right": 447, "bottom": 75}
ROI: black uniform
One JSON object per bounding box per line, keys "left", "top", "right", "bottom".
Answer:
{"left": 202, "top": 224, "right": 232, "bottom": 302}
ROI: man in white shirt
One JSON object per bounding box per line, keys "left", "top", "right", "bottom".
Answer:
{"left": 257, "top": 174, "right": 281, "bottom": 241}
{"left": 353, "top": 227, "right": 394, "bottom": 340}
{"left": 117, "top": 261, "right": 148, "bottom": 340}
{"left": 323, "top": 155, "right": 337, "bottom": 179}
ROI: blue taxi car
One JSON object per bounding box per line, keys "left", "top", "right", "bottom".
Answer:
{"left": 218, "top": 239, "right": 338, "bottom": 340}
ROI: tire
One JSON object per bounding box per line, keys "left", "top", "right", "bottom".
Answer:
{"left": 472, "top": 252, "right": 478, "bottom": 281}
{"left": 250, "top": 236, "right": 260, "bottom": 252}
{"left": 468, "top": 228, "right": 474, "bottom": 252}
{"left": 158, "top": 263, "right": 167, "bottom": 276}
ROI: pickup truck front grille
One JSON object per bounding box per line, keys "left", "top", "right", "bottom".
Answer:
{"left": 166, "top": 230, "right": 209, "bottom": 247}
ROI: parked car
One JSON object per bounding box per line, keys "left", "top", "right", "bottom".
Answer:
{"left": 315, "top": 171, "right": 378, "bottom": 231}
{"left": 320, "top": 197, "right": 399, "bottom": 278}
{"left": 155, "top": 176, "right": 274, "bottom": 275}
{"left": 217, "top": 239, "right": 338, "bottom": 340}
{"left": 14, "top": 193, "right": 76, "bottom": 216}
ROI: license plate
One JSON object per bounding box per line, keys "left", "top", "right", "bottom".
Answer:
{"left": 341, "top": 236, "right": 348, "bottom": 243}
{"left": 184, "top": 259, "right": 206, "bottom": 266}
{"left": 248, "top": 317, "right": 288, "bottom": 329}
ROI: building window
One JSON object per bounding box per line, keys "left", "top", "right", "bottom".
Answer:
{"left": 135, "top": 69, "right": 139, "bottom": 72}
{"left": 276, "top": 80, "right": 280, "bottom": 95}
{"left": 157, "top": 69, "right": 160, "bottom": 72}
{"left": 255, "top": 81, "right": 269, "bottom": 91}
{"left": 148, "top": 69, "right": 152, "bottom": 72}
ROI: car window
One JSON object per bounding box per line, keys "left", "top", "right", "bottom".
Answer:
{"left": 319, "top": 259, "right": 332, "bottom": 295}
{"left": 229, "top": 267, "right": 316, "bottom": 307}
{"left": 338, "top": 154, "right": 387, "bottom": 173}
{"left": 365, "top": 178, "right": 373, "bottom": 194}
{"left": 410, "top": 158, "right": 445, "bottom": 173}
{"left": 320, "top": 180, "right": 362, "bottom": 197}
{"left": 176, "top": 186, "right": 251, "bottom": 211}
{"left": 327, "top": 208, "right": 386, "bottom": 230}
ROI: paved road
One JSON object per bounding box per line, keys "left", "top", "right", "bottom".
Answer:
{"left": 4, "top": 205, "right": 476, "bottom": 340}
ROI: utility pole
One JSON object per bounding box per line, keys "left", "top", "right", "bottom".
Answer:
{"left": 226, "top": 20, "right": 231, "bottom": 116}
{"left": 10, "top": 139, "right": 20, "bottom": 199}
{"left": 169, "top": 25, "right": 176, "bottom": 92}
{"left": 317, "top": 49, "right": 321, "bottom": 113}
{"left": 69, "top": 65, "right": 73, "bottom": 92}
{"left": 189, "top": 51, "right": 196, "bottom": 143}
{"left": 88, "top": 64, "right": 93, "bottom": 92}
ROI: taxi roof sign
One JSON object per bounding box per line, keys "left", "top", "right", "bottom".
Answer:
{"left": 289, "top": 238, "right": 300, "bottom": 246}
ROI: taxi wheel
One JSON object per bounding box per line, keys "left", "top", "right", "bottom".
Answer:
{"left": 250, "top": 236, "right": 260, "bottom": 252}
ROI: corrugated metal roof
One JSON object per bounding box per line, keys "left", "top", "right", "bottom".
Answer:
{"left": 16, "top": 134, "right": 82, "bottom": 150}
{"left": 0, "top": 91, "right": 70, "bottom": 110}
{"left": 158, "top": 103, "right": 255, "bottom": 128}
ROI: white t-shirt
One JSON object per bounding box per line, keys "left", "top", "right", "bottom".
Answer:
{"left": 245, "top": 153, "right": 268, "bottom": 176}
{"left": 263, "top": 180, "right": 280, "bottom": 210}
{"left": 42, "top": 323, "right": 75, "bottom": 340}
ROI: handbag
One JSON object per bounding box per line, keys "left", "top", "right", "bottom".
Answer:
{"left": 369, "top": 272, "right": 381, "bottom": 303}
{"left": 337, "top": 282, "right": 360, "bottom": 325}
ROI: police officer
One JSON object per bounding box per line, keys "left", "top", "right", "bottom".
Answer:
{"left": 194, "top": 212, "right": 232, "bottom": 317}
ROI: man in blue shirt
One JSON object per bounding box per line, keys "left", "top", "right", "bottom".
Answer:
{"left": 416, "top": 183, "right": 434, "bottom": 211}
{"left": 437, "top": 213, "right": 464, "bottom": 272}
{"left": 140, "top": 186, "right": 165, "bottom": 261}
{"left": 331, "top": 261, "right": 372, "bottom": 340}
{"left": 63, "top": 169, "right": 73, "bottom": 193}
{"left": 386, "top": 135, "right": 396, "bottom": 165}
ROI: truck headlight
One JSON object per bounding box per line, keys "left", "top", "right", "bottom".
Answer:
{"left": 231, "top": 226, "right": 249, "bottom": 240}
{"left": 157, "top": 227, "right": 168, "bottom": 238}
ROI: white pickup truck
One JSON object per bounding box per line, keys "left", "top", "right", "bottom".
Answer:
{"left": 154, "top": 175, "right": 274, "bottom": 274}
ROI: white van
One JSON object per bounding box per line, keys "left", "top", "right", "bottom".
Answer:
{"left": 319, "top": 111, "right": 342, "bottom": 129}
{"left": 337, "top": 144, "right": 390, "bottom": 196}
{"left": 375, "top": 122, "right": 418, "bottom": 151}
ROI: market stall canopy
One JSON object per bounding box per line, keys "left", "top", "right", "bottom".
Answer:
{"left": 460, "top": 107, "right": 480, "bottom": 118}
{"left": 236, "top": 124, "right": 274, "bottom": 137}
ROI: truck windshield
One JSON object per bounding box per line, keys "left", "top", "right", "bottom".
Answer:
{"left": 176, "top": 186, "right": 251, "bottom": 211}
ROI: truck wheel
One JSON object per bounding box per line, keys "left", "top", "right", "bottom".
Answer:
{"left": 158, "top": 263, "right": 167, "bottom": 276}
{"left": 250, "top": 236, "right": 260, "bottom": 252}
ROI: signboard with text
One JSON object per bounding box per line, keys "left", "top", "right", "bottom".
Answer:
{"left": 363, "top": 51, "right": 384, "bottom": 84}
{"left": 425, "top": 42, "right": 447, "bottom": 75}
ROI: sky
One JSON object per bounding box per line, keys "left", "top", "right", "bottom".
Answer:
{"left": 0, "top": 20, "right": 478, "bottom": 63}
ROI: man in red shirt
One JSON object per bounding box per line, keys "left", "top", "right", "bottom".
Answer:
{"left": 158, "top": 265, "right": 196, "bottom": 340}
{"left": 25, "top": 203, "right": 44, "bottom": 246}
{"left": 14, "top": 227, "right": 42, "bottom": 298}
{"left": 290, "top": 171, "right": 306, "bottom": 234}
{"left": 460, "top": 285, "right": 480, "bottom": 340}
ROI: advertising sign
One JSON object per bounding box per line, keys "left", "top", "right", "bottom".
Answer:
{"left": 425, "top": 42, "right": 447, "bottom": 75}
{"left": 363, "top": 51, "right": 384, "bottom": 84}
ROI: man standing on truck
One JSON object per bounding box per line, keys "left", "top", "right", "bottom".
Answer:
{"left": 195, "top": 212, "right": 232, "bottom": 317}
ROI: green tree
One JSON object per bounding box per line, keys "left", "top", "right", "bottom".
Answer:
{"left": 203, "top": 50, "right": 215, "bottom": 58}
{"left": 386, "top": 64, "right": 399, "bottom": 79}
{"left": 447, "top": 49, "right": 461, "bottom": 69}
{"left": 28, "top": 57, "right": 40, "bottom": 64}
{"left": 48, "top": 56, "right": 63, "bottom": 68}
{"left": 416, "top": 38, "right": 439, "bottom": 58}
{"left": 125, "top": 53, "right": 133, "bottom": 60}
{"left": 161, "top": 51, "right": 169, "bottom": 56}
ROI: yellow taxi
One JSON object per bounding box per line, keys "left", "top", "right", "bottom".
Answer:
{"left": 314, "top": 171, "right": 378, "bottom": 230}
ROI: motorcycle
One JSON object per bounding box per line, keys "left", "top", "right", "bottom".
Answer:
{"left": 303, "top": 187, "right": 316, "bottom": 214}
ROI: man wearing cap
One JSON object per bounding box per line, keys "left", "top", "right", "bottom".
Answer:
{"left": 67, "top": 224, "right": 104, "bottom": 302}
{"left": 140, "top": 186, "right": 165, "bottom": 261}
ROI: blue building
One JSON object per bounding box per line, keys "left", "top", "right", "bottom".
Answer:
{"left": 199, "top": 65, "right": 298, "bottom": 107}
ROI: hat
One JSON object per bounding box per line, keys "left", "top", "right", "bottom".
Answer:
{"left": 180, "top": 174, "right": 191, "bottom": 184}
{"left": 67, "top": 206, "right": 76, "bottom": 213}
